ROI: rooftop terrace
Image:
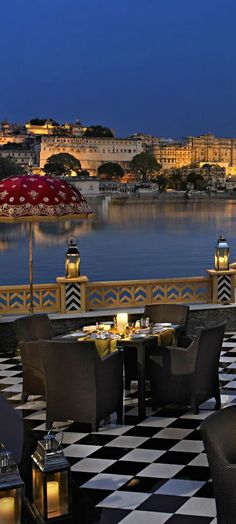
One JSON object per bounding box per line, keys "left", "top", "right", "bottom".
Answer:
{"left": 1, "top": 330, "right": 236, "bottom": 523}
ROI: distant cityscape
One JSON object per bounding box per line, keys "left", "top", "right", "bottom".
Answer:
{"left": 1, "top": 118, "right": 236, "bottom": 192}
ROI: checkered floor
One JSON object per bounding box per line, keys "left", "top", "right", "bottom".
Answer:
{"left": 2, "top": 334, "right": 236, "bottom": 524}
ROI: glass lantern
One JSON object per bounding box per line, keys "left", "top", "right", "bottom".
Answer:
{"left": 214, "top": 235, "right": 230, "bottom": 271}
{"left": 0, "top": 446, "right": 24, "bottom": 524}
{"left": 31, "top": 433, "right": 71, "bottom": 522}
{"left": 65, "top": 236, "right": 80, "bottom": 278}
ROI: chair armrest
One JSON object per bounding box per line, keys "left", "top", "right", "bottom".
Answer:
{"left": 150, "top": 344, "right": 195, "bottom": 376}
{"left": 177, "top": 335, "right": 194, "bottom": 348}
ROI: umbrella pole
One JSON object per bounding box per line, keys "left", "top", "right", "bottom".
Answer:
{"left": 29, "top": 223, "right": 34, "bottom": 314}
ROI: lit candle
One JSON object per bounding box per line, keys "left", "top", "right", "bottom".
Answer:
{"left": 47, "top": 481, "right": 59, "bottom": 514}
{"left": 0, "top": 497, "right": 15, "bottom": 523}
{"left": 116, "top": 313, "right": 128, "bottom": 334}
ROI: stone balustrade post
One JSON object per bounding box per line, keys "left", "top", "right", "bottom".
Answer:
{"left": 207, "top": 269, "right": 236, "bottom": 304}
{"left": 56, "top": 276, "right": 88, "bottom": 313}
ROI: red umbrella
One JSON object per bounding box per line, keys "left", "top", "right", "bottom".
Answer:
{"left": 0, "top": 175, "right": 93, "bottom": 312}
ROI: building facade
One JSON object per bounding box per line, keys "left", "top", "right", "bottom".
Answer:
{"left": 188, "top": 134, "right": 236, "bottom": 166}
{"left": 150, "top": 139, "right": 192, "bottom": 169}
{"left": 36, "top": 136, "right": 144, "bottom": 176}
{"left": 0, "top": 147, "right": 36, "bottom": 169}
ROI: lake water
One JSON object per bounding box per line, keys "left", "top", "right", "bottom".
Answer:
{"left": 2, "top": 196, "right": 236, "bottom": 286}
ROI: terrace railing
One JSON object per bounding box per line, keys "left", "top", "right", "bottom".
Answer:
{"left": 1, "top": 272, "right": 235, "bottom": 315}
{"left": 0, "top": 283, "right": 61, "bottom": 314}
{"left": 85, "top": 277, "right": 211, "bottom": 310}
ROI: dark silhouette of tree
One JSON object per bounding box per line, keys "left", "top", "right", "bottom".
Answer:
{"left": 44, "top": 153, "right": 82, "bottom": 177}
{"left": 84, "top": 125, "right": 114, "bottom": 138}
{"left": 29, "top": 118, "right": 59, "bottom": 126}
{"left": 98, "top": 162, "right": 124, "bottom": 180}
{"left": 186, "top": 171, "right": 206, "bottom": 190}
{"left": 0, "top": 158, "right": 24, "bottom": 180}
{"left": 129, "top": 152, "right": 161, "bottom": 180}
{"left": 155, "top": 174, "right": 168, "bottom": 192}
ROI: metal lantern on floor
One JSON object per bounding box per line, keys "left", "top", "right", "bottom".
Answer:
{"left": 31, "top": 432, "right": 71, "bottom": 522}
{"left": 214, "top": 235, "right": 230, "bottom": 270}
{"left": 65, "top": 236, "right": 80, "bottom": 278}
{"left": 0, "top": 445, "right": 24, "bottom": 524}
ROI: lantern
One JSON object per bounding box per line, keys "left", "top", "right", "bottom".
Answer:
{"left": 0, "top": 445, "right": 24, "bottom": 524}
{"left": 31, "top": 433, "right": 71, "bottom": 522}
{"left": 116, "top": 313, "right": 128, "bottom": 334}
{"left": 65, "top": 236, "right": 80, "bottom": 278}
{"left": 214, "top": 235, "right": 230, "bottom": 271}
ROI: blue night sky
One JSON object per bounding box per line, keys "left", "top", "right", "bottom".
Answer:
{"left": 1, "top": 0, "right": 236, "bottom": 138}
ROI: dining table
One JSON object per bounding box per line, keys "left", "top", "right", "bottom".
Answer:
{"left": 61, "top": 323, "right": 179, "bottom": 421}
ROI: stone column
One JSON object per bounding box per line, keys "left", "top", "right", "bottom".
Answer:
{"left": 56, "top": 276, "right": 88, "bottom": 313}
{"left": 207, "top": 269, "right": 236, "bottom": 304}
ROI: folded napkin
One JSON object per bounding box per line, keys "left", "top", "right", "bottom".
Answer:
{"left": 95, "top": 338, "right": 117, "bottom": 358}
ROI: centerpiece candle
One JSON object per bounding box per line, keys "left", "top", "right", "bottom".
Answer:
{"left": 116, "top": 313, "right": 128, "bottom": 334}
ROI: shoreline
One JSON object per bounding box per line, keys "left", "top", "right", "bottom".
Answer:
{"left": 95, "top": 192, "right": 236, "bottom": 203}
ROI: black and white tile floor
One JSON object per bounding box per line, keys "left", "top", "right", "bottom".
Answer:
{"left": 1, "top": 334, "right": 236, "bottom": 523}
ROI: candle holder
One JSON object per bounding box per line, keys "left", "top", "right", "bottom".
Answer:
{"left": 65, "top": 236, "right": 80, "bottom": 278}
{"left": 0, "top": 444, "right": 24, "bottom": 524}
{"left": 31, "top": 430, "right": 71, "bottom": 522}
{"left": 214, "top": 235, "right": 229, "bottom": 270}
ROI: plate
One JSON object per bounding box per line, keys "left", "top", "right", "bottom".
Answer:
{"left": 63, "top": 332, "right": 85, "bottom": 338}
{"left": 154, "top": 322, "right": 172, "bottom": 327}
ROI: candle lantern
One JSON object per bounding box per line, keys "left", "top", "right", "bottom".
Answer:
{"left": 214, "top": 235, "right": 230, "bottom": 271}
{"left": 0, "top": 445, "right": 24, "bottom": 524}
{"left": 31, "top": 433, "right": 71, "bottom": 522}
{"left": 116, "top": 313, "right": 128, "bottom": 334}
{"left": 65, "top": 236, "right": 80, "bottom": 278}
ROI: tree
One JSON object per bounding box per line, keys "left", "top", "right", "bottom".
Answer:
{"left": 186, "top": 172, "right": 206, "bottom": 190}
{"left": 155, "top": 174, "right": 168, "bottom": 192}
{"left": 129, "top": 152, "right": 161, "bottom": 181}
{"left": 83, "top": 125, "right": 114, "bottom": 138}
{"left": 0, "top": 157, "right": 24, "bottom": 180}
{"left": 201, "top": 163, "right": 225, "bottom": 187}
{"left": 98, "top": 162, "right": 124, "bottom": 180}
{"left": 44, "top": 153, "right": 82, "bottom": 177}
{"left": 29, "top": 118, "right": 59, "bottom": 126}
{"left": 168, "top": 170, "right": 186, "bottom": 190}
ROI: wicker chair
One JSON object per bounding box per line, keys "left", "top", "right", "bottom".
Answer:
{"left": 149, "top": 322, "right": 226, "bottom": 414}
{"left": 14, "top": 313, "right": 56, "bottom": 345}
{"left": 14, "top": 314, "right": 56, "bottom": 403}
{"left": 200, "top": 406, "right": 236, "bottom": 524}
{"left": 37, "top": 339, "right": 123, "bottom": 431}
{"left": 144, "top": 304, "right": 189, "bottom": 335}
{"left": 124, "top": 304, "right": 190, "bottom": 389}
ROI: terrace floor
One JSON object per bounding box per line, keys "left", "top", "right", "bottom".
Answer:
{"left": 2, "top": 333, "right": 236, "bottom": 523}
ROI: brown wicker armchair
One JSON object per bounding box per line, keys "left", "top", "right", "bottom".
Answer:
{"left": 200, "top": 406, "right": 236, "bottom": 524}
{"left": 149, "top": 322, "right": 226, "bottom": 414}
{"left": 14, "top": 314, "right": 56, "bottom": 403}
{"left": 144, "top": 304, "right": 189, "bottom": 335}
{"left": 14, "top": 314, "right": 56, "bottom": 345}
{"left": 37, "top": 339, "right": 123, "bottom": 431}
{"left": 124, "top": 304, "right": 190, "bottom": 389}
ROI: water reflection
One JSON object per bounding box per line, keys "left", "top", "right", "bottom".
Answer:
{"left": 1, "top": 196, "right": 236, "bottom": 285}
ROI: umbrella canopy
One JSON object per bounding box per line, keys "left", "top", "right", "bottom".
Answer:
{"left": 0, "top": 174, "right": 92, "bottom": 221}
{"left": 0, "top": 174, "right": 93, "bottom": 312}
